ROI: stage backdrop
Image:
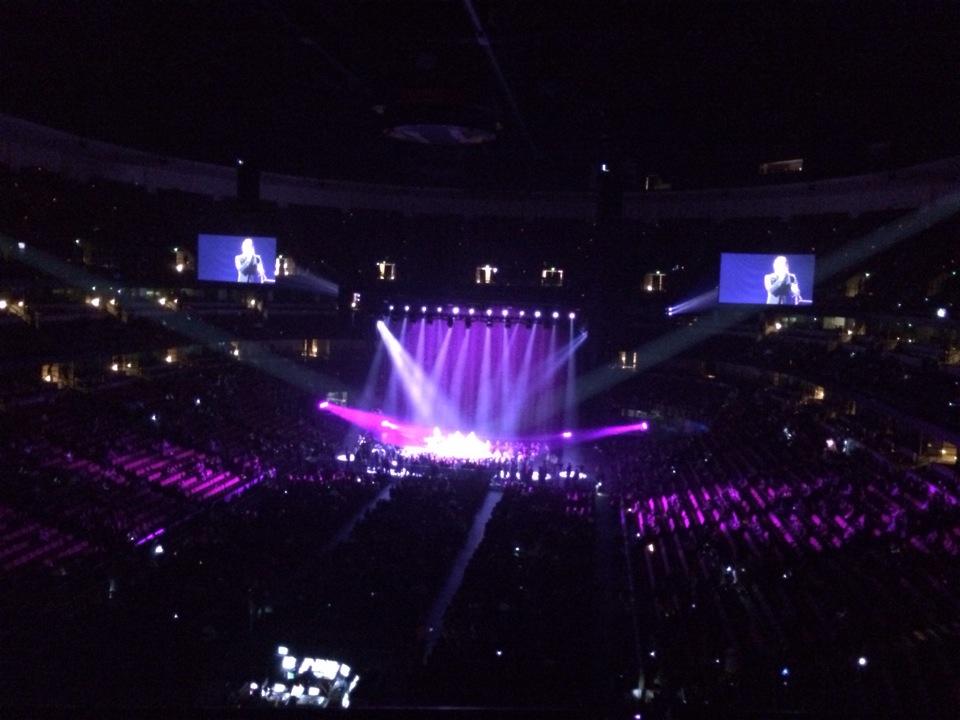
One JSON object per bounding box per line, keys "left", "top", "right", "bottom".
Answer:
{"left": 373, "top": 317, "right": 583, "bottom": 438}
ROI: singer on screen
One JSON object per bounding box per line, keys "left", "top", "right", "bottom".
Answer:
{"left": 764, "top": 255, "right": 801, "bottom": 305}
{"left": 235, "top": 237, "right": 268, "bottom": 283}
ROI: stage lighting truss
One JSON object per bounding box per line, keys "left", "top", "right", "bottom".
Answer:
{"left": 381, "top": 302, "right": 578, "bottom": 326}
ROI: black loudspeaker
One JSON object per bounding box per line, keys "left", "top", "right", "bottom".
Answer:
{"left": 237, "top": 163, "right": 261, "bottom": 205}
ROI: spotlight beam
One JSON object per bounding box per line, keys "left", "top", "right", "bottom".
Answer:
{"left": 564, "top": 328, "right": 578, "bottom": 435}
{"left": 377, "top": 320, "right": 455, "bottom": 426}
{"left": 448, "top": 323, "right": 472, "bottom": 425}
{"left": 347, "top": 338, "right": 386, "bottom": 450}
{"left": 510, "top": 331, "right": 588, "bottom": 429}
{"left": 476, "top": 325, "right": 493, "bottom": 432}
{"left": 668, "top": 288, "right": 719, "bottom": 316}
{"left": 503, "top": 322, "right": 539, "bottom": 435}
{"left": 461, "top": 0, "right": 536, "bottom": 162}
{"left": 498, "top": 324, "right": 520, "bottom": 436}
{"left": 425, "top": 324, "right": 455, "bottom": 425}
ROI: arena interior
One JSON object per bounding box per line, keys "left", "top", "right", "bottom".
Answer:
{"left": 1, "top": 4, "right": 959, "bottom": 719}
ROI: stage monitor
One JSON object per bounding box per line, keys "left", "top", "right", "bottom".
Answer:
{"left": 197, "top": 234, "right": 276, "bottom": 284}
{"left": 719, "top": 253, "right": 815, "bottom": 306}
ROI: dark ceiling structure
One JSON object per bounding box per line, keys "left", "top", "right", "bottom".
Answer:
{"left": 2, "top": 1, "right": 960, "bottom": 191}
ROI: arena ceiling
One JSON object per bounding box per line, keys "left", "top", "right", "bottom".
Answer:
{"left": 3, "top": 1, "right": 960, "bottom": 191}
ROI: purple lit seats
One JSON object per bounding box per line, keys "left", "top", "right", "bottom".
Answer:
{"left": 101, "top": 439, "right": 242, "bottom": 500}
{"left": 28, "top": 442, "right": 183, "bottom": 544}
{"left": 622, "top": 422, "right": 960, "bottom": 663}
{"left": 7, "top": 405, "right": 251, "bottom": 556}
{"left": 0, "top": 506, "right": 91, "bottom": 573}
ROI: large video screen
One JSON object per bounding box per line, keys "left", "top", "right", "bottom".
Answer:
{"left": 197, "top": 234, "right": 276, "bottom": 284}
{"left": 719, "top": 253, "right": 815, "bottom": 305}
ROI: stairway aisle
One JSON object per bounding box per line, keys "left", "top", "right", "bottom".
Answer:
{"left": 323, "top": 478, "right": 394, "bottom": 553}
{"left": 421, "top": 487, "right": 504, "bottom": 662}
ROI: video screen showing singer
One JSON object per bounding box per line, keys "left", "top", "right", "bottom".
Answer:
{"left": 764, "top": 255, "right": 801, "bottom": 305}
{"left": 235, "top": 237, "right": 268, "bottom": 283}
{"left": 718, "top": 252, "right": 815, "bottom": 305}
{"left": 197, "top": 234, "right": 277, "bottom": 284}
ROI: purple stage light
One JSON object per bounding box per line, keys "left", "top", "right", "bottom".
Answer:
{"left": 452, "top": 306, "right": 460, "bottom": 315}
{"left": 321, "top": 402, "right": 644, "bottom": 461}
{"left": 568, "top": 312, "right": 576, "bottom": 320}
{"left": 403, "top": 305, "right": 410, "bottom": 312}
{"left": 321, "top": 402, "right": 423, "bottom": 445}
{"left": 436, "top": 306, "right": 443, "bottom": 313}
{"left": 551, "top": 311, "right": 560, "bottom": 319}
{"left": 319, "top": 401, "right": 330, "bottom": 409}
{"left": 519, "top": 310, "right": 525, "bottom": 317}
{"left": 468, "top": 308, "right": 475, "bottom": 315}
{"left": 485, "top": 308, "right": 493, "bottom": 317}
{"left": 534, "top": 310, "right": 542, "bottom": 318}
{"left": 501, "top": 308, "right": 509, "bottom": 317}
{"left": 421, "top": 305, "right": 427, "bottom": 313}
{"left": 572, "top": 421, "right": 651, "bottom": 442}
{"left": 134, "top": 527, "right": 166, "bottom": 547}
{"left": 388, "top": 305, "right": 394, "bottom": 311}
{"left": 666, "top": 288, "right": 718, "bottom": 316}
{"left": 377, "top": 321, "right": 452, "bottom": 423}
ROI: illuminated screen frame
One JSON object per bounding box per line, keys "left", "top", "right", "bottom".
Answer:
{"left": 197, "top": 234, "right": 277, "bottom": 284}
{"left": 718, "top": 252, "right": 816, "bottom": 306}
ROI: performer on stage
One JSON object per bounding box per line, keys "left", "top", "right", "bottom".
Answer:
{"left": 764, "top": 255, "right": 801, "bottom": 305}
{"left": 235, "top": 237, "right": 268, "bottom": 283}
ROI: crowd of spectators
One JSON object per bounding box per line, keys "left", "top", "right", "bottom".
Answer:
{"left": 423, "top": 484, "right": 596, "bottom": 708}
{"left": 0, "top": 361, "right": 381, "bottom": 705}
{"left": 699, "top": 331, "right": 960, "bottom": 428}
{"left": 606, "top": 386, "right": 960, "bottom": 717}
